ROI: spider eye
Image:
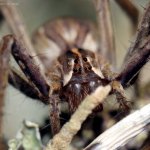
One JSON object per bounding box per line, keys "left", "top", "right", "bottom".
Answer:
{"left": 74, "top": 59, "right": 78, "bottom": 64}
{"left": 88, "top": 66, "right": 92, "bottom": 70}
{"left": 73, "top": 68, "right": 78, "bottom": 73}
{"left": 79, "top": 68, "right": 82, "bottom": 72}
{"left": 83, "top": 57, "right": 87, "bottom": 62}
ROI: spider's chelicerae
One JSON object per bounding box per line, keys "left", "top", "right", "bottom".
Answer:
{"left": 0, "top": 0, "right": 150, "bottom": 144}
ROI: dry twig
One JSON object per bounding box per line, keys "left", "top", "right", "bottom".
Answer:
{"left": 45, "top": 85, "right": 111, "bottom": 150}
{"left": 84, "top": 103, "right": 150, "bottom": 150}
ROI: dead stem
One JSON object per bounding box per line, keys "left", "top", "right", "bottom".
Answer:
{"left": 84, "top": 103, "right": 150, "bottom": 150}
{"left": 45, "top": 85, "right": 111, "bottom": 150}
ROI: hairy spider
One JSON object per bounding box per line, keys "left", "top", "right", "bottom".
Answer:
{"left": 0, "top": 0, "right": 150, "bottom": 140}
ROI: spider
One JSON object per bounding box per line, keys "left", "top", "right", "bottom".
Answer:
{"left": 0, "top": 0, "right": 150, "bottom": 141}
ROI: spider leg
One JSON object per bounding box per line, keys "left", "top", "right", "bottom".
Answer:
{"left": 1, "top": 5, "right": 63, "bottom": 134}
{"left": 9, "top": 68, "right": 48, "bottom": 103}
{"left": 1, "top": 35, "right": 62, "bottom": 135}
{"left": 97, "top": 53, "right": 117, "bottom": 81}
{"left": 117, "top": 2, "right": 150, "bottom": 88}
{"left": 97, "top": 54, "right": 131, "bottom": 111}
{"left": 9, "top": 36, "right": 50, "bottom": 98}
{"left": 93, "top": 0, "right": 116, "bottom": 68}
{"left": 111, "top": 81, "right": 131, "bottom": 112}
{"left": 49, "top": 95, "right": 61, "bottom": 135}
{"left": 108, "top": 3, "right": 150, "bottom": 111}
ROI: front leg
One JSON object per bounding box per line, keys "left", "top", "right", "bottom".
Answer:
{"left": 49, "top": 95, "right": 61, "bottom": 135}
{"left": 98, "top": 55, "right": 130, "bottom": 111}
{"left": 111, "top": 80, "right": 131, "bottom": 112}
{"left": 9, "top": 68, "right": 47, "bottom": 102}
{"left": 117, "top": 2, "right": 150, "bottom": 88}
{"left": 1, "top": 35, "right": 62, "bottom": 135}
{"left": 93, "top": 0, "right": 116, "bottom": 67}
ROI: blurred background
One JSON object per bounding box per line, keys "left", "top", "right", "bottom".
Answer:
{"left": 1, "top": 0, "right": 150, "bottom": 149}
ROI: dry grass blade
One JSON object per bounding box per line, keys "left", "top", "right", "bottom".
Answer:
{"left": 85, "top": 103, "right": 150, "bottom": 150}
{"left": 45, "top": 85, "right": 111, "bottom": 150}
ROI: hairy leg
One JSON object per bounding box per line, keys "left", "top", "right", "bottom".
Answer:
{"left": 1, "top": 35, "right": 61, "bottom": 135}
{"left": 93, "top": 0, "right": 116, "bottom": 68}
{"left": 97, "top": 2, "right": 150, "bottom": 112}
{"left": 9, "top": 68, "right": 47, "bottom": 102}
{"left": 0, "top": 5, "right": 62, "bottom": 134}
{"left": 97, "top": 55, "right": 130, "bottom": 111}
{"left": 117, "top": 2, "right": 150, "bottom": 88}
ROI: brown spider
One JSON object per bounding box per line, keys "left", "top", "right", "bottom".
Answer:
{"left": 0, "top": 0, "right": 150, "bottom": 141}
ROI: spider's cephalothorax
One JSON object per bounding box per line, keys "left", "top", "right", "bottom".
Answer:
{"left": 59, "top": 48, "right": 108, "bottom": 113}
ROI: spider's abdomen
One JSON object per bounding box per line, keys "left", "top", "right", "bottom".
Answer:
{"left": 32, "top": 17, "right": 99, "bottom": 72}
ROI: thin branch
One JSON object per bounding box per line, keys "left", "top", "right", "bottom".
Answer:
{"left": 45, "top": 85, "right": 111, "bottom": 150}
{"left": 115, "top": 0, "right": 139, "bottom": 30}
{"left": 84, "top": 103, "right": 150, "bottom": 150}
{"left": 93, "top": 0, "right": 116, "bottom": 67}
